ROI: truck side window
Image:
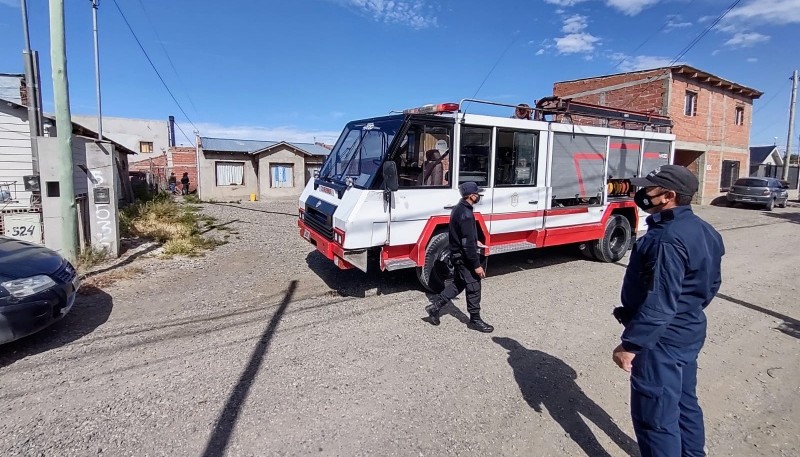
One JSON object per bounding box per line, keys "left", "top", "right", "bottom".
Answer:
{"left": 495, "top": 129, "right": 537, "bottom": 186}
{"left": 392, "top": 123, "right": 453, "bottom": 188}
{"left": 459, "top": 126, "right": 492, "bottom": 187}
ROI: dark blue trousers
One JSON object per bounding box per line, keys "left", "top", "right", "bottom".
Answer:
{"left": 630, "top": 342, "right": 705, "bottom": 457}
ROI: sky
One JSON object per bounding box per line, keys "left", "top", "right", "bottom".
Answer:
{"left": 0, "top": 0, "right": 798, "bottom": 152}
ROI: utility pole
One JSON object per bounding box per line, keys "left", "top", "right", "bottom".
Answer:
{"left": 91, "top": 0, "right": 102, "bottom": 139}
{"left": 49, "top": 0, "right": 78, "bottom": 262}
{"left": 20, "top": 0, "right": 42, "bottom": 174}
{"left": 782, "top": 70, "right": 798, "bottom": 182}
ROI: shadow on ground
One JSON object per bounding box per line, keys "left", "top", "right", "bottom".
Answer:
{"left": 494, "top": 337, "right": 640, "bottom": 457}
{"left": 762, "top": 210, "right": 800, "bottom": 224}
{"left": 305, "top": 245, "right": 585, "bottom": 298}
{"left": 0, "top": 288, "right": 113, "bottom": 368}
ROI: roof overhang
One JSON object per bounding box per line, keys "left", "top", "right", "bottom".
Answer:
{"left": 671, "top": 65, "right": 762, "bottom": 99}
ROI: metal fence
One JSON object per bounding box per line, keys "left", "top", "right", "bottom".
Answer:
{"left": 750, "top": 164, "right": 799, "bottom": 188}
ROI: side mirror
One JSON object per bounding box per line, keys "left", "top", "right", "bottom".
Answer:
{"left": 383, "top": 161, "right": 399, "bottom": 192}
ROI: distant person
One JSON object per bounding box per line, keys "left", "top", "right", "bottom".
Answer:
{"left": 181, "top": 172, "right": 190, "bottom": 195}
{"left": 512, "top": 103, "right": 532, "bottom": 120}
{"left": 168, "top": 172, "right": 177, "bottom": 193}
{"left": 424, "top": 181, "right": 493, "bottom": 333}
{"left": 612, "top": 165, "right": 724, "bottom": 457}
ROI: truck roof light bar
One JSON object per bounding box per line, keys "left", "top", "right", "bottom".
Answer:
{"left": 403, "top": 103, "right": 460, "bottom": 115}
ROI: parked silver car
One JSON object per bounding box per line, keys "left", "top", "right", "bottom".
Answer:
{"left": 726, "top": 177, "right": 790, "bottom": 211}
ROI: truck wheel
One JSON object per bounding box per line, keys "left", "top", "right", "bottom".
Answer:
{"left": 417, "top": 232, "right": 451, "bottom": 293}
{"left": 592, "top": 215, "right": 632, "bottom": 263}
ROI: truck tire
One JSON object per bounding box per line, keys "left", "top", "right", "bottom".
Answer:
{"left": 417, "top": 232, "right": 451, "bottom": 293}
{"left": 592, "top": 215, "right": 632, "bottom": 263}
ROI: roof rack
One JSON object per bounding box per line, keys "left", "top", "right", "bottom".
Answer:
{"left": 458, "top": 97, "right": 673, "bottom": 131}
{"left": 535, "top": 96, "right": 673, "bottom": 129}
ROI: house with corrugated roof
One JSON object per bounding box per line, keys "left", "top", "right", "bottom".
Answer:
{"left": 196, "top": 136, "right": 330, "bottom": 201}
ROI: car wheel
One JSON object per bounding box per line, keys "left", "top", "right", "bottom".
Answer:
{"left": 778, "top": 199, "right": 787, "bottom": 208}
{"left": 765, "top": 197, "right": 775, "bottom": 211}
{"left": 592, "top": 214, "right": 632, "bottom": 263}
{"left": 417, "top": 232, "right": 451, "bottom": 293}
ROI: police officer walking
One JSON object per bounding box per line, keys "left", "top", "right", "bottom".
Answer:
{"left": 425, "top": 182, "right": 493, "bottom": 333}
{"left": 612, "top": 165, "right": 724, "bottom": 457}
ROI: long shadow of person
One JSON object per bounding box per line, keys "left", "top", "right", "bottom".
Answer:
{"left": 493, "top": 337, "right": 639, "bottom": 457}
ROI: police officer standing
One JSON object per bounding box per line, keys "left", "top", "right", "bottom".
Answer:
{"left": 425, "top": 182, "right": 494, "bottom": 333}
{"left": 612, "top": 165, "right": 724, "bottom": 457}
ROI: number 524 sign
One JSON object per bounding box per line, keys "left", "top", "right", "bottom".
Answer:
{"left": 3, "top": 213, "right": 43, "bottom": 244}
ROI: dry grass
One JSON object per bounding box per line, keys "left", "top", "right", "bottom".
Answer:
{"left": 120, "top": 193, "right": 219, "bottom": 258}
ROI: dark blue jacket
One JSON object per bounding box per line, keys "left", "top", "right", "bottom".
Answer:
{"left": 449, "top": 199, "right": 481, "bottom": 270}
{"left": 620, "top": 206, "right": 724, "bottom": 352}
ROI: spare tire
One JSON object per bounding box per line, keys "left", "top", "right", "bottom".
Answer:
{"left": 416, "top": 232, "right": 452, "bottom": 293}
{"left": 592, "top": 214, "right": 632, "bottom": 263}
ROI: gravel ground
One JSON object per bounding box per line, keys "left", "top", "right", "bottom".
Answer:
{"left": 0, "top": 199, "right": 798, "bottom": 457}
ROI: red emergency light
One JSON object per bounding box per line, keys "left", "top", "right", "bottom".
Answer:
{"left": 403, "top": 102, "right": 460, "bottom": 115}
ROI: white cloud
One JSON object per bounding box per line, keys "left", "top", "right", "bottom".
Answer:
{"left": 178, "top": 122, "right": 341, "bottom": 146}
{"left": 562, "top": 14, "right": 588, "bottom": 33}
{"left": 665, "top": 15, "right": 692, "bottom": 30}
{"left": 725, "top": 0, "right": 800, "bottom": 25}
{"left": 556, "top": 33, "right": 600, "bottom": 54}
{"left": 747, "top": 57, "right": 758, "bottom": 62}
{"left": 605, "top": 0, "right": 660, "bottom": 15}
{"left": 536, "top": 49, "right": 546, "bottom": 56}
{"left": 341, "top": 0, "right": 438, "bottom": 29}
{"left": 711, "top": 49, "right": 721, "bottom": 56}
{"left": 725, "top": 32, "right": 770, "bottom": 47}
{"left": 610, "top": 53, "right": 676, "bottom": 72}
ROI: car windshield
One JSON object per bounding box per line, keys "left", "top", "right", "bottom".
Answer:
{"left": 734, "top": 178, "right": 768, "bottom": 187}
{"left": 319, "top": 116, "right": 404, "bottom": 188}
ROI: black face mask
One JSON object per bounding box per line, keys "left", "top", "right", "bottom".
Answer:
{"left": 473, "top": 194, "right": 482, "bottom": 204}
{"left": 634, "top": 188, "right": 667, "bottom": 211}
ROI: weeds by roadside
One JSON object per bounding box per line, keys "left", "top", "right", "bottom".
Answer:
{"left": 120, "top": 192, "right": 221, "bottom": 258}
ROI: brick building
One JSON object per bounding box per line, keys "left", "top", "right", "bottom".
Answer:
{"left": 553, "top": 65, "right": 762, "bottom": 204}
{"left": 129, "top": 146, "right": 198, "bottom": 193}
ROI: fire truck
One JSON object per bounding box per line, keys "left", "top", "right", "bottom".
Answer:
{"left": 298, "top": 97, "right": 674, "bottom": 292}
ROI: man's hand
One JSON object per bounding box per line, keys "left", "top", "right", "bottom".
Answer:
{"left": 613, "top": 344, "right": 635, "bottom": 372}
{"left": 474, "top": 266, "right": 486, "bottom": 278}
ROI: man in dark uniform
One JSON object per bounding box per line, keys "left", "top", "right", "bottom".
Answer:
{"left": 425, "top": 181, "right": 493, "bottom": 333}
{"left": 612, "top": 165, "right": 724, "bottom": 457}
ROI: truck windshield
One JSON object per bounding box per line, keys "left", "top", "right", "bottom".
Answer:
{"left": 319, "top": 115, "right": 404, "bottom": 188}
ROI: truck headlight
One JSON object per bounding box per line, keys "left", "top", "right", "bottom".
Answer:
{"left": 1, "top": 275, "right": 57, "bottom": 298}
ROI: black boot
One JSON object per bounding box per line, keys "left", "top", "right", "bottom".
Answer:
{"left": 468, "top": 313, "right": 494, "bottom": 333}
{"left": 425, "top": 302, "right": 442, "bottom": 326}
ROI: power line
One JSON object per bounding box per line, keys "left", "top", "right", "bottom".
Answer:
{"left": 111, "top": 0, "right": 196, "bottom": 145}
{"left": 668, "top": 0, "right": 743, "bottom": 66}
{"left": 754, "top": 79, "right": 792, "bottom": 115}
{"left": 134, "top": 0, "right": 200, "bottom": 117}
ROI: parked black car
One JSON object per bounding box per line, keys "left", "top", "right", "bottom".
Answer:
{"left": 726, "top": 177, "right": 790, "bottom": 211}
{"left": 0, "top": 236, "right": 80, "bottom": 344}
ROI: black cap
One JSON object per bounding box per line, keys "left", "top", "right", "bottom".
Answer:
{"left": 459, "top": 181, "right": 484, "bottom": 196}
{"left": 630, "top": 165, "right": 699, "bottom": 196}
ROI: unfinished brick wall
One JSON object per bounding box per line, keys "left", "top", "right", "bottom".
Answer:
{"left": 169, "top": 146, "right": 198, "bottom": 193}
{"left": 554, "top": 69, "right": 669, "bottom": 116}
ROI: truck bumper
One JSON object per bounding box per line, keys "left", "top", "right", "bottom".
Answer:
{"left": 298, "top": 219, "right": 355, "bottom": 270}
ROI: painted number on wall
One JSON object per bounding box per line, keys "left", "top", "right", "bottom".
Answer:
{"left": 2, "top": 213, "right": 43, "bottom": 244}
{"left": 10, "top": 225, "right": 36, "bottom": 237}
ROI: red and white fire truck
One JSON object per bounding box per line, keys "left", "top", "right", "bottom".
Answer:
{"left": 298, "top": 97, "right": 674, "bottom": 292}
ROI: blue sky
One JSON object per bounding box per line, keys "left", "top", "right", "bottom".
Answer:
{"left": 0, "top": 0, "right": 798, "bottom": 151}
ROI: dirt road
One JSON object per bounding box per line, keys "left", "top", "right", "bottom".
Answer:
{"left": 1, "top": 201, "right": 797, "bottom": 456}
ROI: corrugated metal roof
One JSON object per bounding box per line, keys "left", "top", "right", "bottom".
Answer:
{"left": 200, "top": 137, "right": 330, "bottom": 157}
{"left": 200, "top": 137, "right": 274, "bottom": 153}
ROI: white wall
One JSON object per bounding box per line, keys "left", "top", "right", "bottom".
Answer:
{"left": 72, "top": 115, "right": 170, "bottom": 160}
{"left": 0, "top": 103, "right": 34, "bottom": 208}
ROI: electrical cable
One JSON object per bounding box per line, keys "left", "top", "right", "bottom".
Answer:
{"left": 111, "top": 0, "right": 196, "bottom": 146}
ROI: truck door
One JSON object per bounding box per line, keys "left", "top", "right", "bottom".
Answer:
{"left": 489, "top": 128, "right": 545, "bottom": 248}
{"left": 456, "top": 125, "right": 494, "bottom": 239}
{"left": 385, "top": 119, "right": 456, "bottom": 247}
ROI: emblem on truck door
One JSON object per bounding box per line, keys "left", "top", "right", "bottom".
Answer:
{"left": 316, "top": 201, "right": 322, "bottom": 208}
{"left": 511, "top": 193, "right": 519, "bottom": 207}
